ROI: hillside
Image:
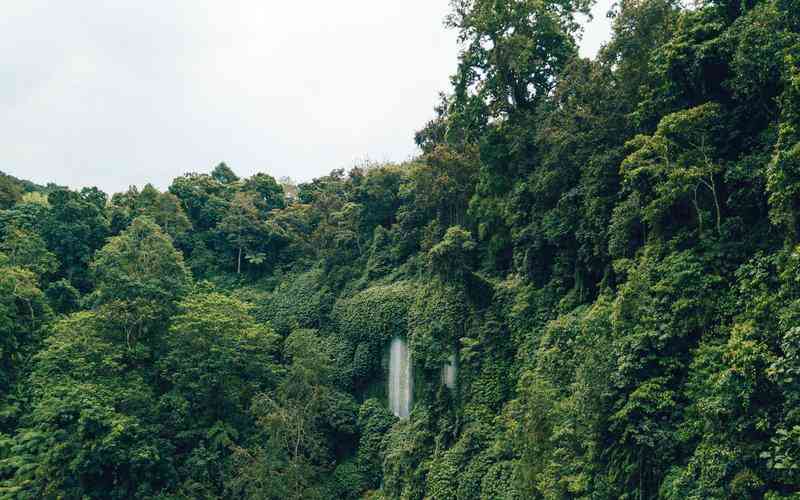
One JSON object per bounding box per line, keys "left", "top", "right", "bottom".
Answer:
{"left": 1, "top": 0, "right": 800, "bottom": 498}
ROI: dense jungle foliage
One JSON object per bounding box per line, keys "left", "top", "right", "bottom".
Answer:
{"left": 2, "top": 0, "right": 800, "bottom": 497}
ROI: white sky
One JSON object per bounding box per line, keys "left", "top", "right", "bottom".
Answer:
{"left": 1, "top": 1, "right": 614, "bottom": 194}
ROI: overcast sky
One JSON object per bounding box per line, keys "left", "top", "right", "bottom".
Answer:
{"left": 2, "top": 1, "right": 613, "bottom": 194}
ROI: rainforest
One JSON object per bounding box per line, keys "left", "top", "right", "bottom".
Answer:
{"left": 1, "top": 0, "right": 800, "bottom": 498}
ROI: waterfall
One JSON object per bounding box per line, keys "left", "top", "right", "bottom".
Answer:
{"left": 388, "top": 337, "right": 413, "bottom": 419}
{"left": 442, "top": 353, "right": 457, "bottom": 389}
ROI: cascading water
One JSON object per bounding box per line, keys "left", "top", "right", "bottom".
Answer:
{"left": 388, "top": 337, "right": 413, "bottom": 419}
{"left": 442, "top": 353, "right": 457, "bottom": 389}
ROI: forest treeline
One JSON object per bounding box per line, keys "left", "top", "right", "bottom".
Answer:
{"left": 1, "top": 0, "right": 800, "bottom": 497}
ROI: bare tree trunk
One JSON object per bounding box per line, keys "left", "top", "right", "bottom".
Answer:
{"left": 693, "top": 184, "right": 703, "bottom": 233}
{"left": 699, "top": 176, "right": 722, "bottom": 236}
{"left": 237, "top": 247, "right": 242, "bottom": 274}
{"left": 711, "top": 176, "right": 721, "bottom": 236}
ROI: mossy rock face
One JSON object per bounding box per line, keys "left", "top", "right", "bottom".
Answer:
{"left": 426, "top": 427, "right": 498, "bottom": 500}
{"left": 334, "top": 281, "right": 416, "bottom": 345}
{"left": 334, "top": 281, "right": 417, "bottom": 387}
{"left": 336, "top": 281, "right": 466, "bottom": 409}
{"left": 481, "top": 461, "right": 523, "bottom": 500}
{"left": 265, "top": 268, "right": 332, "bottom": 335}
{"left": 381, "top": 406, "right": 434, "bottom": 500}
{"left": 356, "top": 399, "right": 397, "bottom": 491}
{"left": 330, "top": 459, "right": 366, "bottom": 500}
{"left": 408, "top": 280, "right": 469, "bottom": 373}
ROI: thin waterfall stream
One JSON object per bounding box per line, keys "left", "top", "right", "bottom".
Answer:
{"left": 442, "top": 353, "right": 457, "bottom": 389}
{"left": 388, "top": 337, "right": 413, "bottom": 419}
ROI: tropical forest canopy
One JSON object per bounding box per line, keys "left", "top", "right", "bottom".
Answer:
{"left": 1, "top": 0, "right": 800, "bottom": 498}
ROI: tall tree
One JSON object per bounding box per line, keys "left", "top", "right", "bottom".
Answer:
{"left": 447, "top": 0, "right": 591, "bottom": 119}
{"left": 0, "top": 224, "right": 58, "bottom": 278}
{"left": 90, "top": 216, "right": 192, "bottom": 349}
{"left": 230, "top": 329, "right": 341, "bottom": 500}
{"left": 0, "top": 174, "right": 23, "bottom": 209}
{"left": 41, "top": 189, "right": 109, "bottom": 291}
{"left": 244, "top": 173, "right": 286, "bottom": 215}
{"left": 219, "top": 192, "right": 266, "bottom": 274}
{"left": 212, "top": 162, "right": 240, "bottom": 184}
{"left": 158, "top": 291, "right": 280, "bottom": 496}
{"left": 0, "top": 255, "right": 50, "bottom": 415}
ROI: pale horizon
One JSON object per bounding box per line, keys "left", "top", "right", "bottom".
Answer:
{"left": 2, "top": 0, "right": 614, "bottom": 194}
